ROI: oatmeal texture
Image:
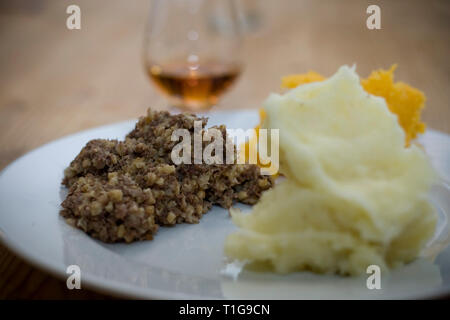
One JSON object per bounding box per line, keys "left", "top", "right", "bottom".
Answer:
{"left": 61, "top": 109, "right": 272, "bottom": 243}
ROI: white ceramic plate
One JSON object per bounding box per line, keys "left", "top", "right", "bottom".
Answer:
{"left": 0, "top": 110, "right": 449, "bottom": 299}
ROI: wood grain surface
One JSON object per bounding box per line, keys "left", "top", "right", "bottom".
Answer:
{"left": 0, "top": 0, "right": 449, "bottom": 299}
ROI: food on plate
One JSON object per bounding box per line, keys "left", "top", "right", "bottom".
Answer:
{"left": 281, "top": 64, "right": 426, "bottom": 146}
{"left": 61, "top": 110, "right": 273, "bottom": 243}
{"left": 225, "top": 65, "right": 437, "bottom": 275}
{"left": 361, "top": 65, "right": 426, "bottom": 146}
{"left": 242, "top": 65, "right": 426, "bottom": 163}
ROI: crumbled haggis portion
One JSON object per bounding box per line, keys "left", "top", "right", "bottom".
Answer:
{"left": 61, "top": 109, "right": 273, "bottom": 243}
{"left": 63, "top": 110, "right": 207, "bottom": 188}
{"left": 62, "top": 139, "right": 120, "bottom": 187}
{"left": 127, "top": 110, "right": 208, "bottom": 163}
{"left": 134, "top": 163, "right": 211, "bottom": 225}
{"left": 62, "top": 138, "right": 155, "bottom": 187}
{"left": 206, "top": 164, "right": 270, "bottom": 208}
{"left": 61, "top": 173, "right": 159, "bottom": 243}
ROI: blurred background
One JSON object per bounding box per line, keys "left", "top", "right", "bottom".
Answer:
{"left": 0, "top": 0, "right": 449, "bottom": 298}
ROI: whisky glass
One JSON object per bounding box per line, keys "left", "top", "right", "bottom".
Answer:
{"left": 143, "top": 0, "right": 243, "bottom": 111}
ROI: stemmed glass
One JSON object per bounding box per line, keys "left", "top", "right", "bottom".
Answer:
{"left": 143, "top": 0, "right": 243, "bottom": 112}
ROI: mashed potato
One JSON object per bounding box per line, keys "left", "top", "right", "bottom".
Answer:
{"left": 225, "top": 66, "right": 437, "bottom": 275}
{"left": 280, "top": 65, "right": 426, "bottom": 146}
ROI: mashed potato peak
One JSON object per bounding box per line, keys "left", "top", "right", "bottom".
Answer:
{"left": 225, "top": 66, "right": 437, "bottom": 275}
{"left": 279, "top": 65, "right": 426, "bottom": 146}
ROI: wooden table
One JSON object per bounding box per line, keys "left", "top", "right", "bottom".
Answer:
{"left": 0, "top": 0, "right": 449, "bottom": 299}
